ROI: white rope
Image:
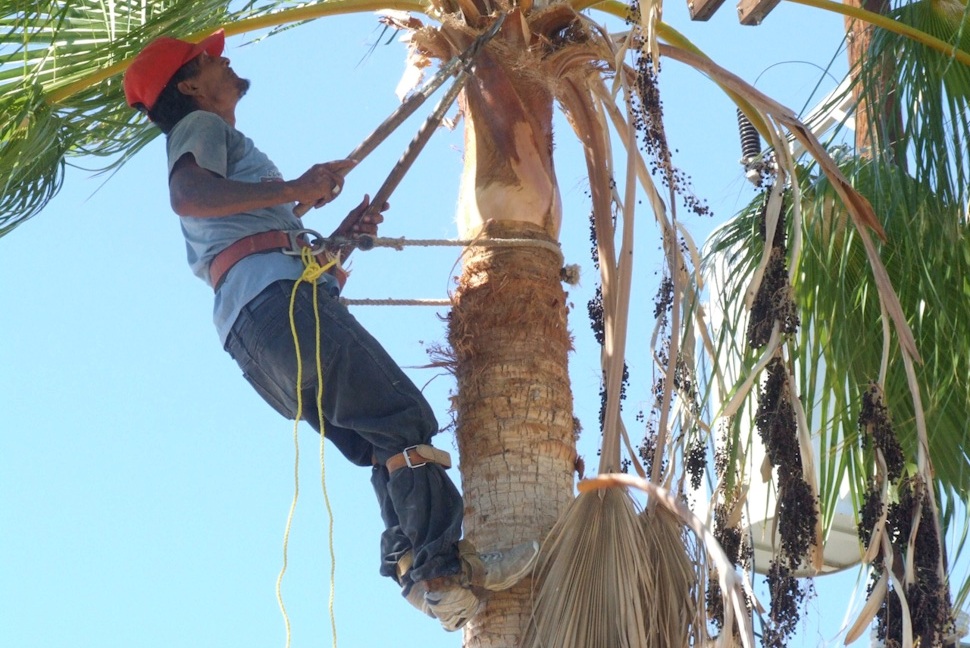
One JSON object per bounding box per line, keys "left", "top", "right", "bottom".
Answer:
{"left": 340, "top": 297, "right": 452, "bottom": 307}
{"left": 338, "top": 238, "right": 579, "bottom": 307}
{"left": 369, "top": 236, "right": 564, "bottom": 259}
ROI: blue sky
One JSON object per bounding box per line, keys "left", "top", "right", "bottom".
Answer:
{"left": 3, "top": 4, "right": 959, "bottom": 648}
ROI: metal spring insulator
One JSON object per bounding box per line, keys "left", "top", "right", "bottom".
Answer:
{"left": 737, "top": 108, "right": 761, "bottom": 161}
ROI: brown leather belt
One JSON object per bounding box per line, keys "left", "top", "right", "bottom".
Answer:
{"left": 385, "top": 445, "right": 452, "bottom": 474}
{"left": 208, "top": 229, "right": 328, "bottom": 291}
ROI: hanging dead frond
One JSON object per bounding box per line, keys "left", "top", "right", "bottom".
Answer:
{"left": 525, "top": 488, "right": 653, "bottom": 648}
{"left": 525, "top": 485, "right": 705, "bottom": 648}
{"left": 658, "top": 44, "right": 924, "bottom": 370}
{"left": 526, "top": 19, "right": 716, "bottom": 646}
{"left": 582, "top": 474, "right": 760, "bottom": 648}
{"left": 641, "top": 502, "right": 701, "bottom": 648}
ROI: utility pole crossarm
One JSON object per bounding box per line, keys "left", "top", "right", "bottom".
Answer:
{"left": 737, "top": 0, "right": 783, "bottom": 25}
{"left": 687, "top": 0, "right": 728, "bottom": 21}
{"left": 685, "top": 0, "right": 781, "bottom": 23}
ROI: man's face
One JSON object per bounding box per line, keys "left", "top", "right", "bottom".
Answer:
{"left": 178, "top": 51, "right": 250, "bottom": 114}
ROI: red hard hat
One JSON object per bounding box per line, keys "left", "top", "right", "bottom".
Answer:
{"left": 123, "top": 30, "right": 225, "bottom": 110}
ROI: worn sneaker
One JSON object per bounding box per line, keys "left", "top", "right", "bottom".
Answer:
{"left": 423, "top": 576, "right": 484, "bottom": 632}
{"left": 396, "top": 551, "right": 434, "bottom": 618}
{"left": 462, "top": 540, "right": 540, "bottom": 591}
{"left": 402, "top": 580, "right": 434, "bottom": 618}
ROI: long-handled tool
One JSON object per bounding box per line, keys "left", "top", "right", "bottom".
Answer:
{"left": 292, "top": 55, "right": 463, "bottom": 219}
{"left": 293, "top": 14, "right": 506, "bottom": 250}
{"left": 349, "top": 68, "right": 467, "bottom": 249}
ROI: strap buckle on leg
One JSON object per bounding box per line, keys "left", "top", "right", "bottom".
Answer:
{"left": 397, "top": 550, "right": 414, "bottom": 582}
{"left": 386, "top": 444, "right": 452, "bottom": 474}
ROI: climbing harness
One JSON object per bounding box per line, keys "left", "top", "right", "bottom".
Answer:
{"left": 352, "top": 234, "right": 566, "bottom": 259}
{"left": 247, "top": 234, "right": 574, "bottom": 308}
{"left": 208, "top": 228, "right": 342, "bottom": 291}
{"left": 333, "top": 235, "right": 576, "bottom": 307}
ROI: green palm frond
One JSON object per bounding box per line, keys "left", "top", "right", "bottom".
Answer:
{"left": 826, "top": 0, "right": 970, "bottom": 518}
{"left": 0, "top": 0, "right": 359, "bottom": 236}
{"left": 703, "top": 156, "right": 970, "bottom": 565}
{"left": 0, "top": 1, "right": 226, "bottom": 233}
{"left": 698, "top": 1, "right": 970, "bottom": 603}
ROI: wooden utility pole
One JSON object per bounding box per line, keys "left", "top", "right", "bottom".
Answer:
{"left": 844, "top": 0, "right": 902, "bottom": 160}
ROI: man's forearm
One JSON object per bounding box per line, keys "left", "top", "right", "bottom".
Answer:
{"left": 170, "top": 166, "right": 296, "bottom": 218}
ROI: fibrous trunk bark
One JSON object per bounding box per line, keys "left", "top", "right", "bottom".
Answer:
{"left": 448, "top": 42, "right": 576, "bottom": 648}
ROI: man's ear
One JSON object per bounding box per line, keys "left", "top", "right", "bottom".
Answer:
{"left": 176, "top": 79, "right": 199, "bottom": 97}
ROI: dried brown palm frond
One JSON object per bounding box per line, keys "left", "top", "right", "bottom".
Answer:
{"left": 582, "top": 474, "right": 759, "bottom": 648}
{"left": 522, "top": 20, "right": 679, "bottom": 648}
{"left": 525, "top": 18, "right": 722, "bottom": 647}
{"left": 641, "top": 501, "right": 702, "bottom": 648}
{"left": 523, "top": 487, "right": 710, "bottom": 648}
{"left": 524, "top": 487, "right": 653, "bottom": 648}
{"left": 525, "top": 459, "right": 705, "bottom": 646}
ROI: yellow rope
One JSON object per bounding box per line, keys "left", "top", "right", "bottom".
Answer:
{"left": 277, "top": 247, "right": 340, "bottom": 648}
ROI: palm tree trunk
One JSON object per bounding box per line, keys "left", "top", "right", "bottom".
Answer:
{"left": 448, "top": 44, "right": 576, "bottom": 648}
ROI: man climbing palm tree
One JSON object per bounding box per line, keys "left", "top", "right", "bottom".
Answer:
{"left": 121, "top": 29, "right": 538, "bottom": 632}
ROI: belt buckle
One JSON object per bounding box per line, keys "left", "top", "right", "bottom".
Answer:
{"left": 403, "top": 445, "right": 427, "bottom": 469}
{"left": 284, "top": 228, "right": 326, "bottom": 256}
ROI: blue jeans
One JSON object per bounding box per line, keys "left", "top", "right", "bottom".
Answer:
{"left": 224, "top": 279, "right": 463, "bottom": 584}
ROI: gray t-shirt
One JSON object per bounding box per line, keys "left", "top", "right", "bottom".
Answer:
{"left": 166, "top": 110, "right": 337, "bottom": 344}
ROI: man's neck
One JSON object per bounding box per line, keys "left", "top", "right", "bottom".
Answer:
{"left": 198, "top": 104, "right": 235, "bottom": 128}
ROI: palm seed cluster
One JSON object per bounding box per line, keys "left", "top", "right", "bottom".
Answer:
{"left": 857, "top": 385, "right": 953, "bottom": 647}
{"left": 749, "top": 192, "right": 818, "bottom": 648}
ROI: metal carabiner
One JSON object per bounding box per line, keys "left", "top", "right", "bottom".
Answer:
{"left": 283, "top": 228, "right": 327, "bottom": 256}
